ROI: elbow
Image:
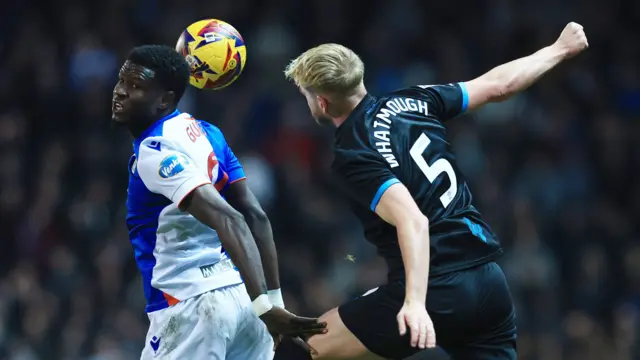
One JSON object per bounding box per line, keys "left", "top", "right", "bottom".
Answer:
{"left": 417, "top": 215, "right": 430, "bottom": 234}
{"left": 397, "top": 213, "right": 430, "bottom": 249}
{"left": 491, "top": 82, "right": 510, "bottom": 102}
{"left": 250, "top": 207, "right": 269, "bottom": 223}
{"left": 466, "top": 78, "right": 510, "bottom": 107}
{"left": 496, "top": 84, "right": 509, "bottom": 100}
{"left": 216, "top": 209, "right": 253, "bottom": 246}
{"left": 242, "top": 204, "right": 270, "bottom": 225}
{"left": 477, "top": 77, "right": 510, "bottom": 102}
{"left": 212, "top": 206, "right": 247, "bottom": 233}
{"left": 407, "top": 214, "right": 430, "bottom": 236}
{"left": 227, "top": 209, "right": 247, "bottom": 228}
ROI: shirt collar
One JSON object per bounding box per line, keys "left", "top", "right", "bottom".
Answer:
{"left": 337, "top": 93, "right": 376, "bottom": 130}
{"left": 132, "top": 109, "right": 181, "bottom": 151}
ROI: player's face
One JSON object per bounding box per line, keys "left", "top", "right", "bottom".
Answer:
{"left": 300, "top": 87, "right": 333, "bottom": 126}
{"left": 112, "top": 61, "right": 164, "bottom": 126}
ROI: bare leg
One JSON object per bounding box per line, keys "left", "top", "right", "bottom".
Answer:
{"left": 307, "top": 307, "right": 385, "bottom": 360}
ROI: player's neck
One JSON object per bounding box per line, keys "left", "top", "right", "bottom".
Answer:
{"left": 332, "top": 88, "right": 367, "bottom": 127}
{"left": 127, "top": 120, "right": 152, "bottom": 139}
{"left": 128, "top": 108, "right": 176, "bottom": 138}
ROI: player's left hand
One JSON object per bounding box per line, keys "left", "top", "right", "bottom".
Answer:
{"left": 553, "top": 22, "right": 589, "bottom": 59}
{"left": 397, "top": 301, "right": 436, "bottom": 349}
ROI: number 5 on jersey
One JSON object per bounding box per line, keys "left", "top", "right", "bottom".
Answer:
{"left": 409, "top": 133, "right": 457, "bottom": 208}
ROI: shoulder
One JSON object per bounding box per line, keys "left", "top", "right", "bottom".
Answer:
{"left": 385, "top": 84, "right": 463, "bottom": 107}
{"left": 383, "top": 85, "right": 438, "bottom": 99}
{"left": 197, "top": 120, "right": 225, "bottom": 141}
{"left": 373, "top": 87, "right": 434, "bottom": 112}
{"left": 390, "top": 83, "right": 462, "bottom": 95}
{"left": 157, "top": 112, "right": 208, "bottom": 145}
{"left": 136, "top": 136, "right": 194, "bottom": 179}
{"left": 137, "top": 136, "right": 182, "bottom": 163}
{"left": 138, "top": 135, "right": 182, "bottom": 150}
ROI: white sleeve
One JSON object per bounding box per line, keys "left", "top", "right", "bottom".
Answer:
{"left": 137, "top": 137, "right": 211, "bottom": 204}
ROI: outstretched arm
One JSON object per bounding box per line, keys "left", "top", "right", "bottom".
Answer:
{"left": 464, "top": 22, "right": 589, "bottom": 111}
{"left": 225, "top": 180, "right": 284, "bottom": 307}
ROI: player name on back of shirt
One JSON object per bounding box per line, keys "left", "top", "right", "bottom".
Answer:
{"left": 372, "top": 97, "right": 429, "bottom": 168}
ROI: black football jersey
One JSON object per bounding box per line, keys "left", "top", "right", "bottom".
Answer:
{"left": 332, "top": 83, "right": 502, "bottom": 280}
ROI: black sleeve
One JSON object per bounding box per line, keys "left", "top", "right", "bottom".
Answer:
{"left": 332, "top": 149, "right": 400, "bottom": 212}
{"left": 410, "top": 82, "right": 470, "bottom": 121}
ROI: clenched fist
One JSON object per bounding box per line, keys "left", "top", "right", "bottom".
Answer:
{"left": 553, "top": 22, "right": 589, "bottom": 59}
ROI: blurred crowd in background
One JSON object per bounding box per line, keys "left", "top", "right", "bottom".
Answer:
{"left": 1, "top": 0, "right": 639, "bottom": 359}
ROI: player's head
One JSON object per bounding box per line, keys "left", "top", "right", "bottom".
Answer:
{"left": 112, "top": 45, "right": 190, "bottom": 129}
{"left": 284, "top": 43, "right": 365, "bottom": 126}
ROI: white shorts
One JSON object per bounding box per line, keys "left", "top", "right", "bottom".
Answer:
{"left": 141, "top": 284, "right": 274, "bottom": 360}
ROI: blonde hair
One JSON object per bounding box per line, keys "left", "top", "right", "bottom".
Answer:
{"left": 284, "top": 43, "right": 364, "bottom": 96}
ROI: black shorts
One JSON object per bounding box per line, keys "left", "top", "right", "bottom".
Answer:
{"left": 338, "top": 261, "right": 517, "bottom": 360}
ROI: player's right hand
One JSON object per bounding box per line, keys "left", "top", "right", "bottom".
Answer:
{"left": 397, "top": 301, "right": 436, "bottom": 349}
{"left": 260, "top": 307, "right": 327, "bottom": 338}
{"left": 553, "top": 22, "right": 589, "bottom": 60}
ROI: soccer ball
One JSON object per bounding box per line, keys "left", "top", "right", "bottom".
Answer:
{"left": 176, "top": 19, "right": 246, "bottom": 90}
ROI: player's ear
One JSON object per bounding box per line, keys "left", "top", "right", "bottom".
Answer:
{"left": 317, "top": 95, "right": 328, "bottom": 113}
{"left": 159, "top": 91, "right": 176, "bottom": 110}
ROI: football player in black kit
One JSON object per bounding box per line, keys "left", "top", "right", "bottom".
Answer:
{"left": 274, "top": 22, "right": 588, "bottom": 360}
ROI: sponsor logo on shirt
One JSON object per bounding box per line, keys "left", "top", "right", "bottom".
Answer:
{"left": 199, "top": 258, "right": 237, "bottom": 278}
{"left": 158, "top": 153, "right": 189, "bottom": 179}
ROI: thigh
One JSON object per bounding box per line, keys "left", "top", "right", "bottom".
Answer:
{"left": 466, "top": 263, "right": 516, "bottom": 360}
{"left": 338, "top": 282, "right": 450, "bottom": 360}
{"left": 307, "top": 307, "right": 385, "bottom": 360}
{"left": 226, "top": 285, "right": 274, "bottom": 360}
{"left": 329, "top": 284, "right": 420, "bottom": 360}
{"left": 140, "top": 292, "right": 227, "bottom": 360}
{"left": 434, "top": 262, "right": 517, "bottom": 360}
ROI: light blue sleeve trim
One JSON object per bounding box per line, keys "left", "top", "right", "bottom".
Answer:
{"left": 370, "top": 178, "right": 401, "bottom": 212}
{"left": 458, "top": 82, "right": 469, "bottom": 113}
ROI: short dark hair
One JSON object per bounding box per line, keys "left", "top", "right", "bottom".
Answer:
{"left": 127, "top": 45, "right": 191, "bottom": 103}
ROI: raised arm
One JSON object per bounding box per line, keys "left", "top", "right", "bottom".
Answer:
{"left": 464, "top": 22, "right": 588, "bottom": 111}
{"left": 225, "top": 180, "right": 284, "bottom": 308}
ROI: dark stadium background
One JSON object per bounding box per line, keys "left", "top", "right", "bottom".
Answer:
{"left": 0, "top": 0, "right": 638, "bottom": 359}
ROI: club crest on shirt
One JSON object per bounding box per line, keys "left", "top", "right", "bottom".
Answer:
{"left": 158, "top": 153, "right": 190, "bottom": 179}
